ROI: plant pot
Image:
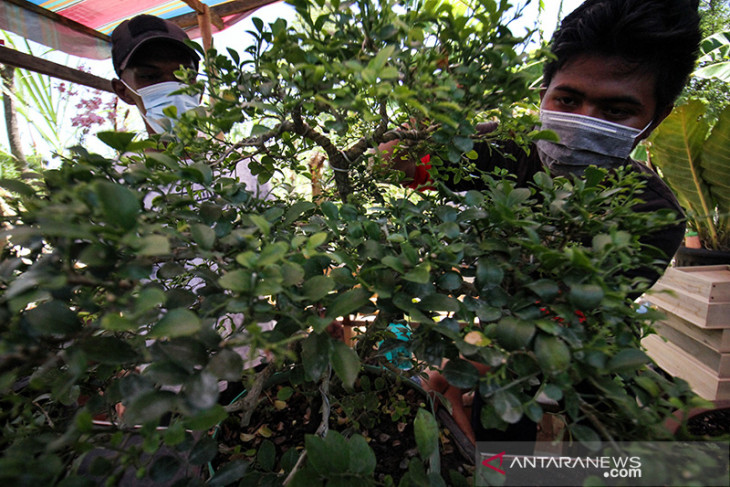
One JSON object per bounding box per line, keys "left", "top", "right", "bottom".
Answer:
{"left": 664, "top": 399, "right": 730, "bottom": 437}
{"left": 674, "top": 246, "right": 730, "bottom": 267}
{"left": 209, "top": 365, "right": 475, "bottom": 485}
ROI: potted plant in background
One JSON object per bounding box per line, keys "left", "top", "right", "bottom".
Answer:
{"left": 647, "top": 29, "right": 730, "bottom": 263}
{"left": 0, "top": 0, "right": 717, "bottom": 486}
{"left": 641, "top": 28, "right": 730, "bottom": 408}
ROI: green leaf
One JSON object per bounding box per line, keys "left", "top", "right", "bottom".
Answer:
{"left": 248, "top": 214, "right": 271, "bottom": 235}
{"left": 191, "top": 223, "right": 216, "bottom": 250}
{"left": 209, "top": 460, "right": 249, "bottom": 487}
{"left": 257, "top": 439, "right": 276, "bottom": 471}
{"left": 284, "top": 201, "right": 316, "bottom": 225}
{"left": 442, "top": 359, "right": 479, "bottom": 389}
{"left": 149, "top": 309, "right": 202, "bottom": 338}
{"left": 476, "top": 258, "right": 503, "bottom": 289}
{"left": 0, "top": 178, "right": 35, "bottom": 197}
{"left": 281, "top": 261, "right": 306, "bottom": 286}
{"left": 649, "top": 100, "right": 716, "bottom": 241}
{"left": 494, "top": 316, "right": 535, "bottom": 351}
{"left": 437, "top": 271, "right": 463, "bottom": 291}
{"left": 452, "top": 136, "right": 473, "bottom": 153}
{"left": 149, "top": 455, "right": 181, "bottom": 483}
{"left": 25, "top": 301, "right": 81, "bottom": 335}
{"left": 606, "top": 349, "right": 649, "bottom": 372}
{"left": 183, "top": 404, "right": 228, "bottom": 431}
{"left": 305, "top": 431, "right": 349, "bottom": 474}
{"left": 80, "top": 337, "right": 137, "bottom": 364}
{"left": 325, "top": 288, "right": 372, "bottom": 320}
{"left": 137, "top": 235, "right": 170, "bottom": 256}
{"left": 369, "top": 45, "right": 395, "bottom": 72}
{"left": 219, "top": 269, "right": 253, "bottom": 292}
{"left": 97, "top": 131, "right": 136, "bottom": 152}
{"left": 320, "top": 201, "right": 339, "bottom": 220}
{"left": 534, "top": 334, "right": 571, "bottom": 374}
{"left": 526, "top": 279, "right": 560, "bottom": 300}
{"left": 208, "top": 349, "right": 244, "bottom": 381}
{"left": 135, "top": 287, "right": 166, "bottom": 313}
{"left": 94, "top": 181, "right": 140, "bottom": 230}
{"left": 302, "top": 333, "right": 331, "bottom": 381}
{"left": 492, "top": 390, "right": 523, "bottom": 424}
{"left": 568, "top": 284, "right": 604, "bottom": 309}
{"left": 702, "top": 103, "right": 730, "bottom": 241}
{"left": 189, "top": 436, "right": 219, "bottom": 465}
{"left": 382, "top": 255, "right": 405, "bottom": 273}
{"left": 303, "top": 275, "right": 335, "bottom": 301}
{"left": 123, "top": 390, "right": 177, "bottom": 426}
{"left": 404, "top": 262, "right": 431, "bottom": 284}
{"left": 420, "top": 293, "right": 461, "bottom": 312}
{"left": 414, "top": 408, "right": 439, "bottom": 459}
{"left": 331, "top": 340, "right": 360, "bottom": 389}
{"left": 348, "top": 434, "right": 376, "bottom": 475}
{"left": 569, "top": 424, "right": 601, "bottom": 448}
{"left": 258, "top": 241, "right": 288, "bottom": 266}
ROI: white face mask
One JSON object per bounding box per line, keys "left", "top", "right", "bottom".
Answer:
{"left": 123, "top": 81, "right": 200, "bottom": 134}
{"left": 536, "top": 109, "right": 652, "bottom": 176}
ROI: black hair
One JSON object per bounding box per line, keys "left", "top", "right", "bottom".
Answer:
{"left": 543, "top": 0, "right": 702, "bottom": 115}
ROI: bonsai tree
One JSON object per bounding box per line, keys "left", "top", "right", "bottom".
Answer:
{"left": 0, "top": 1, "right": 706, "bottom": 486}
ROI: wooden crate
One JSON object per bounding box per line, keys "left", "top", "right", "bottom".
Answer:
{"left": 657, "top": 265, "right": 730, "bottom": 302}
{"left": 648, "top": 283, "right": 730, "bottom": 329}
{"left": 656, "top": 311, "right": 730, "bottom": 353}
{"left": 643, "top": 334, "right": 730, "bottom": 401}
{"left": 652, "top": 321, "right": 730, "bottom": 376}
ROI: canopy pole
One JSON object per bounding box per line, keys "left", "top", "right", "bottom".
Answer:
{"left": 0, "top": 45, "right": 112, "bottom": 92}
{"left": 198, "top": 4, "right": 213, "bottom": 51}
{"left": 179, "top": 0, "right": 225, "bottom": 51}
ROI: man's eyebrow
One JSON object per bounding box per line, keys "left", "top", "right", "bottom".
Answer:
{"left": 128, "top": 62, "right": 164, "bottom": 71}
{"left": 551, "top": 85, "right": 644, "bottom": 106}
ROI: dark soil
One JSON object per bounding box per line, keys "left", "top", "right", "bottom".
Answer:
{"left": 686, "top": 407, "right": 730, "bottom": 437}
{"left": 213, "top": 370, "right": 474, "bottom": 484}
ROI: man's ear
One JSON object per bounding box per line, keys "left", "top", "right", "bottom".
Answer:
{"left": 111, "top": 78, "right": 137, "bottom": 106}
{"left": 654, "top": 104, "right": 675, "bottom": 128}
{"left": 639, "top": 104, "right": 674, "bottom": 141}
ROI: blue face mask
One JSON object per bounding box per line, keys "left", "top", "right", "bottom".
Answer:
{"left": 536, "top": 109, "right": 653, "bottom": 176}
{"left": 123, "top": 81, "right": 200, "bottom": 134}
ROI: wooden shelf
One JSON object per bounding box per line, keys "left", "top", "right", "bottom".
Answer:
{"left": 644, "top": 334, "right": 730, "bottom": 400}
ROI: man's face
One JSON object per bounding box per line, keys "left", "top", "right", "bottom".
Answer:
{"left": 540, "top": 54, "right": 667, "bottom": 133}
{"left": 119, "top": 41, "right": 197, "bottom": 91}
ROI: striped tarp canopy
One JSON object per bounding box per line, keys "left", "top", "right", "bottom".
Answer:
{"left": 0, "top": 0, "right": 278, "bottom": 59}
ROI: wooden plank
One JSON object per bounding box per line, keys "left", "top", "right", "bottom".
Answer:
{"left": 0, "top": 45, "right": 113, "bottom": 93}
{"left": 2, "top": 0, "right": 110, "bottom": 42}
{"left": 652, "top": 322, "right": 730, "bottom": 376}
{"left": 656, "top": 310, "right": 730, "bottom": 353}
{"left": 171, "top": 0, "right": 278, "bottom": 28}
{"left": 179, "top": 0, "right": 225, "bottom": 30}
{"left": 648, "top": 283, "right": 730, "bottom": 329}
{"left": 657, "top": 265, "right": 730, "bottom": 302}
{"left": 644, "top": 334, "right": 730, "bottom": 401}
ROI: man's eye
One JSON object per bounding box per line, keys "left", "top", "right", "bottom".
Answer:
{"left": 555, "top": 96, "right": 577, "bottom": 107}
{"left": 603, "top": 107, "right": 632, "bottom": 120}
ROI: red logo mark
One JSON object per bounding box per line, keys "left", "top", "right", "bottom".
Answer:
{"left": 482, "top": 451, "right": 506, "bottom": 475}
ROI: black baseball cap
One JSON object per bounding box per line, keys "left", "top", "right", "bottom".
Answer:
{"left": 111, "top": 15, "right": 200, "bottom": 75}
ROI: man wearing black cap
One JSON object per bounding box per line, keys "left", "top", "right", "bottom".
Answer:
{"left": 111, "top": 15, "right": 201, "bottom": 135}
{"left": 110, "top": 14, "right": 272, "bottom": 197}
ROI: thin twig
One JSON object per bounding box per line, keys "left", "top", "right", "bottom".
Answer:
{"left": 282, "top": 367, "right": 332, "bottom": 486}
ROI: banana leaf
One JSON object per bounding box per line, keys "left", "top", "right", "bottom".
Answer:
{"left": 649, "top": 100, "right": 730, "bottom": 250}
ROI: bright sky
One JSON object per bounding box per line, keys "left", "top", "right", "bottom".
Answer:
{"left": 0, "top": 0, "right": 584, "bottom": 161}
